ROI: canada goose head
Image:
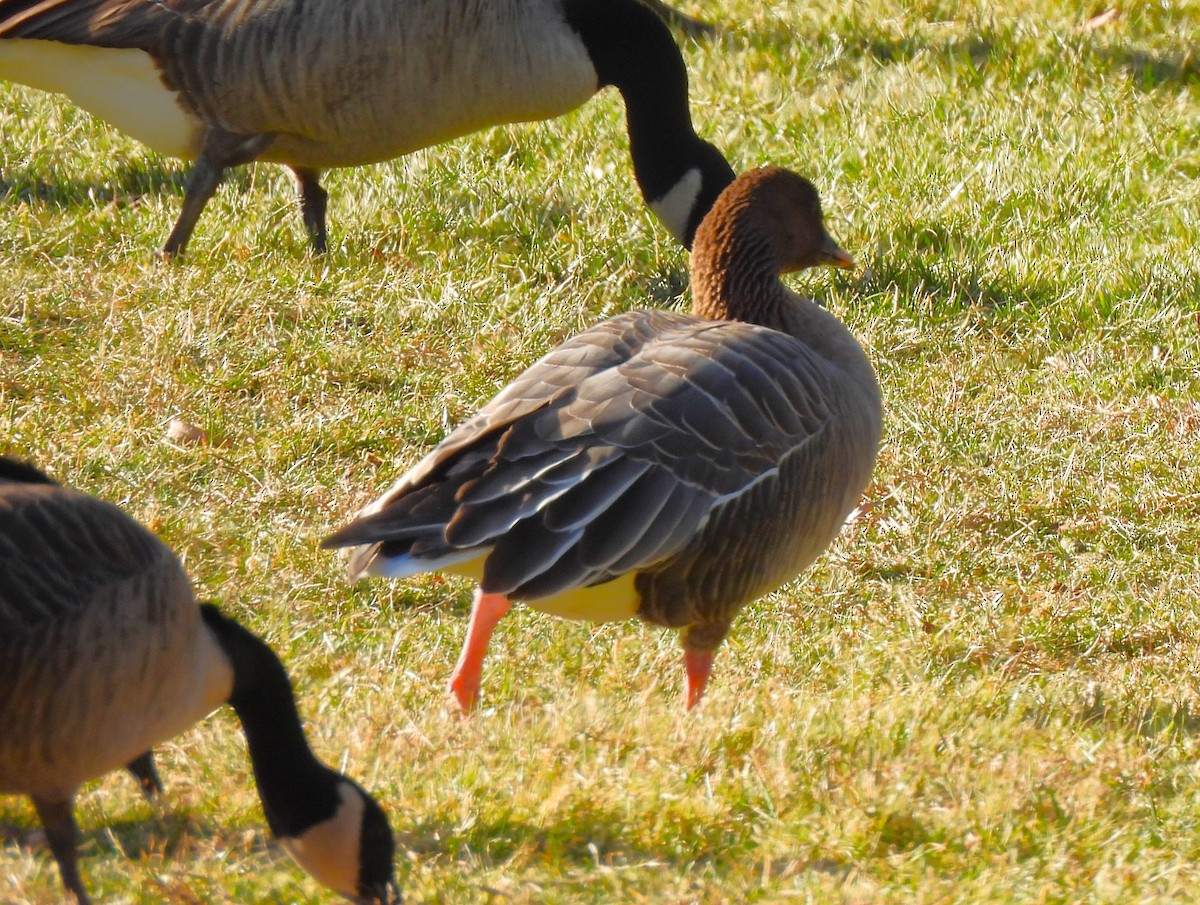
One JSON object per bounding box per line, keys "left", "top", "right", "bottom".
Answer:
{"left": 277, "top": 778, "right": 399, "bottom": 904}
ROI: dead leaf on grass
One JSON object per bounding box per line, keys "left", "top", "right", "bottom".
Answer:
{"left": 165, "top": 417, "right": 208, "bottom": 446}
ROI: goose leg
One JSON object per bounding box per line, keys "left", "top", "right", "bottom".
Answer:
{"left": 161, "top": 129, "right": 277, "bottom": 258}
{"left": 290, "top": 167, "right": 328, "bottom": 253}
{"left": 683, "top": 649, "right": 715, "bottom": 709}
{"left": 124, "top": 750, "right": 163, "bottom": 799}
{"left": 681, "top": 622, "right": 728, "bottom": 709}
{"left": 449, "top": 590, "right": 512, "bottom": 712}
{"left": 31, "top": 795, "right": 89, "bottom": 905}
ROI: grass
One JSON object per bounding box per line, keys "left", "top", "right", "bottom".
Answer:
{"left": 1, "top": 0, "right": 1199, "bottom": 901}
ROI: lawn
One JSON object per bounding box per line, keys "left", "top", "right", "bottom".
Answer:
{"left": 1, "top": 0, "right": 1199, "bottom": 902}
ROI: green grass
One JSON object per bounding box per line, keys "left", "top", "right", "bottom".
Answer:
{"left": 2, "top": 0, "right": 1199, "bottom": 901}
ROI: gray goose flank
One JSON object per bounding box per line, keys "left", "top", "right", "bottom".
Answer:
{"left": 0, "top": 0, "right": 735, "bottom": 255}
{"left": 0, "top": 456, "right": 397, "bottom": 904}
{"left": 323, "top": 167, "right": 882, "bottom": 711}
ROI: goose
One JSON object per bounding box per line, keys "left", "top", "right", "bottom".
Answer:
{"left": 322, "top": 167, "right": 882, "bottom": 711}
{"left": 0, "top": 0, "right": 736, "bottom": 256}
{"left": 0, "top": 457, "right": 398, "bottom": 904}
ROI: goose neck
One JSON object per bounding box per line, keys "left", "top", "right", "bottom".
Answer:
{"left": 689, "top": 231, "right": 789, "bottom": 327}
{"left": 199, "top": 605, "right": 340, "bottom": 837}
{"left": 564, "top": 0, "right": 735, "bottom": 244}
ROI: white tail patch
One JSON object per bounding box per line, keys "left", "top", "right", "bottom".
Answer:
{"left": 357, "top": 545, "right": 637, "bottom": 622}
{"left": 0, "top": 39, "right": 201, "bottom": 159}
{"left": 649, "top": 167, "right": 702, "bottom": 245}
{"left": 355, "top": 546, "right": 487, "bottom": 582}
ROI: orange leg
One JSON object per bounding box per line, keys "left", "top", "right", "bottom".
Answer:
{"left": 683, "top": 649, "right": 715, "bottom": 710}
{"left": 449, "top": 590, "right": 512, "bottom": 712}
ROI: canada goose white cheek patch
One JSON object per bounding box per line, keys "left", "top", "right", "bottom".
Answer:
{"left": 0, "top": 40, "right": 200, "bottom": 159}
{"left": 649, "top": 167, "right": 703, "bottom": 244}
{"left": 280, "top": 782, "right": 364, "bottom": 898}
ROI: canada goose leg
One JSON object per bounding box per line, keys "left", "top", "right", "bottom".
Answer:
{"left": 161, "top": 155, "right": 224, "bottom": 257}
{"left": 290, "top": 167, "right": 328, "bottom": 253}
{"left": 161, "top": 129, "right": 278, "bottom": 258}
{"left": 31, "top": 795, "right": 89, "bottom": 905}
{"left": 449, "top": 589, "right": 512, "bottom": 712}
{"left": 124, "top": 750, "right": 163, "bottom": 799}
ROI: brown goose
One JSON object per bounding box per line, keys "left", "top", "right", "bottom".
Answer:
{"left": 323, "top": 167, "right": 882, "bottom": 711}
{"left": 0, "top": 457, "right": 397, "bottom": 904}
{"left": 0, "top": 0, "right": 735, "bottom": 256}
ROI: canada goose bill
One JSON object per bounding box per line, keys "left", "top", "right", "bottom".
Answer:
{"left": 323, "top": 166, "right": 881, "bottom": 713}
{"left": 0, "top": 456, "right": 398, "bottom": 904}
{"left": 0, "top": 0, "right": 735, "bottom": 257}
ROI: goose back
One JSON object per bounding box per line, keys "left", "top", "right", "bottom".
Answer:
{"left": 0, "top": 480, "right": 230, "bottom": 799}
{"left": 329, "top": 304, "right": 879, "bottom": 635}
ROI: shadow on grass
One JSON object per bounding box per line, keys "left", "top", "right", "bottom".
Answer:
{"left": 858, "top": 252, "right": 1060, "bottom": 314}
{"left": 1075, "top": 684, "right": 1200, "bottom": 739}
{"left": 0, "top": 161, "right": 190, "bottom": 210}
{"left": 399, "top": 807, "right": 744, "bottom": 871}
{"left": 856, "top": 34, "right": 995, "bottom": 68}
{"left": 1089, "top": 46, "right": 1200, "bottom": 90}
{"left": 730, "top": 22, "right": 997, "bottom": 72}
{"left": 3, "top": 809, "right": 222, "bottom": 862}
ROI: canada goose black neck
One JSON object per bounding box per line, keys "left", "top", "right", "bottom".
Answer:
{"left": 563, "top": 0, "right": 735, "bottom": 247}
{"left": 199, "top": 604, "right": 396, "bottom": 900}
{"left": 200, "top": 605, "right": 338, "bottom": 831}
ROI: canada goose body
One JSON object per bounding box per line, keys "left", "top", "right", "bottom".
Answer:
{"left": 323, "top": 167, "right": 882, "bottom": 711}
{"left": 0, "top": 458, "right": 396, "bottom": 904}
{"left": 0, "top": 0, "right": 735, "bottom": 254}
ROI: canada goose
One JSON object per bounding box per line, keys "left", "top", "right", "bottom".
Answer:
{"left": 0, "top": 0, "right": 735, "bottom": 256}
{"left": 323, "top": 167, "right": 882, "bottom": 711}
{"left": 0, "top": 457, "right": 398, "bottom": 904}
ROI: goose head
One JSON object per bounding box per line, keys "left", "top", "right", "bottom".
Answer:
{"left": 689, "top": 167, "right": 855, "bottom": 322}
{"left": 278, "top": 777, "right": 399, "bottom": 904}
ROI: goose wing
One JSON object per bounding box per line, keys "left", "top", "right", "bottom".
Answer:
{"left": 0, "top": 484, "right": 177, "bottom": 638}
{"left": 325, "top": 310, "right": 838, "bottom": 599}
{"left": 0, "top": 0, "right": 200, "bottom": 44}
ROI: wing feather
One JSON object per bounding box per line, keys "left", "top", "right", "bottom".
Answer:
{"left": 325, "top": 312, "right": 838, "bottom": 603}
